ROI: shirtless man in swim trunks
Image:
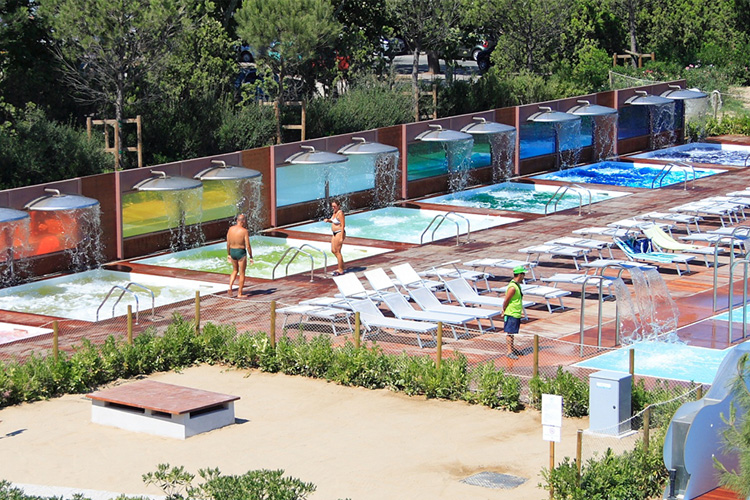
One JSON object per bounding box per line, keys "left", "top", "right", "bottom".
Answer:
{"left": 226, "top": 214, "right": 253, "bottom": 298}
{"left": 324, "top": 199, "right": 345, "bottom": 275}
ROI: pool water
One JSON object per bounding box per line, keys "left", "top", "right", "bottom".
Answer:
{"left": 291, "top": 206, "right": 521, "bottom": 244}
{"left": 712, "top": 303, "right": 750, "bottom": 323}
{"left": 423, "top": 182, "right": 629, "bottom": 214}
{"left": 133, "top": 236, "right": 391, "bottom": 279}
{"left": 630, "top": 142, "right": 750, "bottom": 166}
{"left": 533, "top": 161, "right": 723, "bottom": 188}
{"left": 574, "top": 341, "right": 728, "bottom": 384}
{"left": 0, "top": 270, "right": 226, "bottom": 322}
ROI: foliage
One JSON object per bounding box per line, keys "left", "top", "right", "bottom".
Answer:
{"left": 717, "top": 353, "right": 750, "bottom": 497}
{"left": 701, "top": 115, "right": 750, "bottom": 138}
{"left": 466, "top": 361, "right": 522, "bottom": 411}
{"left": 143, "top": 464, "right": 316, "bottom": 500}
{"left": 306, "top": 76, "right": 413, "bottom": 137}
{"left": 0, "top": 104, "right": 112, "bottom": 189}
{"left": 541, "top": 433, "right": 668, "bottom": 500}
{"left": 529, "top": 367, "right": 590, "bottom": 418}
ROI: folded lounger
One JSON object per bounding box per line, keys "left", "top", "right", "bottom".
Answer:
{"left": 613, "top": 238, "right": 695, "bottom": 276}
{"left": 496, "top": 283, "right": 571, "bottom": 313}
{"left": 347, "top": 297, "right": 438, "bottom": 348}
{"left": 332, "top": 273, "right": 382, "bottom": 301}
{"left": 642, "top": 224, "right": 726, "bottom": 267}
{"left": 444, "top": 277, "right": 536, "bottom": 313}
{"left": 390, "top": 263, "right": 444, "bottom": 292}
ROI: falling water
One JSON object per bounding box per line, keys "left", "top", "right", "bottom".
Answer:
{"left": 445, "top": 138, "right": 475, "bottom": 192}
{"left": 650, "top": 101, "right": 677, "bottom": 150}
{"left": 489, "top": 130, "right": 516, "bottom": 182}
{"left": 28, "top": 206, "right": 104, "bottom": 272}
{"left": 373, "top": 152, "right": 400, "bottom": 208}
{"left": 0, "top": 218, "right": 31, "bottom": 286}
{"left": 236, "top": 178, "right": 265, "bottom": 234}
{"left": 619, "top": 267, "right": 680, "bottom": 343}
{"left": 557, "top": 120, "right": 582, "bottom": 169}
{"left": 684, "top": 98, "right": 712, "bottom": 142}
{"left": 162, "top": 188, "right": 204, "bottom": 251}
{"left": 315, "top": 161, "right": 352, "bottom": 220}
{"left": 612, "top": 277, "right": 643, "bottom": 342}
{"left": 593, "top": 114, "right": 617, "bottom": 161}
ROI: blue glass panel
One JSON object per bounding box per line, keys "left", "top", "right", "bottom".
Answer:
{"left": 520, "top": 122, "right": 555, "bottom": 159}
{"left": 276, "top": 163, "right": 326, "bottom": 207}
{"left": 407, "top": 142, "right": 448, "bottom": 180}
{"left": 618, "top": 106, "right": 649, "bottom": 139}
{"left": 329, "top": 156, "right": 375, "bottom": 196}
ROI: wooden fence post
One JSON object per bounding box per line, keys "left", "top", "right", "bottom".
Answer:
{"left": 354, "top": 312, "right": 361, "bottom": 348}
{"left": 533, "top": 334, "right": 539, "bottom": 378}
{"left": 53, "top": 320, "right": 59, "bottom": 362}
{"left": 436, "top": 322, "right": 443, "bottom": 369}
{"left": 127, "top": 305, "right": 133, "bottom": 345}
{"left": 576, "top": 429, "right": 583, "bottom": 484}
{"left": 270, "top": 300, "right": 276, "bottom": 348}
{"left": 195, "top": 291, "right": 201, "bottom": 334}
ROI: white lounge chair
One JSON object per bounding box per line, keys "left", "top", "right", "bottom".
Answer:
{"left": 420, "top": 259, "right": 491, "bottom": 292}
{"left": 545, "top": 237, "right": 614, "bottom": 259}
{"left": 347, "top": 298, "right": 438, "bottom": 348}
{"left": 444, "top": 278, "right": 536, "bottom": 313}
{"left": 363, "top": 268, "right": 405, "bottom": 297}
{"left": 669, "top": 201, "right": 742, "bottom": 227}
{"left": 379, "top": 292, "right": 475, "bottom": 339}
{"left": 277, "top": 304, "right": 353, "bottom": 336}
{"left": 463, "top": 258, "right": 538, "bottom": 281}
{"left": 608, "top": 219, "right": 675, "bottom": 235}
{"left": 496, "top": 283, "right": 571, "bottom": 313}
{"left": 572, "top": 227, "right": 636, "bottom": 239}
{"left": 613, "top": 238, "right": 695, "bottom": 276}
{"left": 637, "top": 211, "right": 702, "bottom": 234}
{"left": 518, "top": 244, "right": 590, "bottom": 270}
{"left": 332, "top": 273, "right": 381, "bottom": 301}
{"left": 409, "top": 286, "right": 502, "bottom": 333}
{"left": 541, "top": 273, "right": 616, "bottom": 299}
{"left": 391, "top": 263, "right": 443, "bottom": 292}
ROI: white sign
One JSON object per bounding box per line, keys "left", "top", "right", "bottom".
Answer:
{"left": 542, "top": 393, "right": 563, "bottom": 443}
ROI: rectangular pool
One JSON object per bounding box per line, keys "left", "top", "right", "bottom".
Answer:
{"left": 630, "top": 142, "right": 750, "bottom": 166}
{"left": 423, "top": 182, "right": 629, "bottom": 214}
{"left": 532, "top": 161, "right": 724, "bottom": 188}
{"left": 290, "top": 206, "right": 521, "bottom": 244}
{"left": 574, "top": 341, "right": 728, "bottom": 384}
{"left": 133, "top": 236, "right": 392, "bottom": 279}
{"left": 0, "top": 270, "right": 226, "bottom": 323}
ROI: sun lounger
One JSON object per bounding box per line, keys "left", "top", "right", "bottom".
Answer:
{"left": 518, "top": 244, "right": 590, "bottom": 270}
{"left": 541, "top": 273, "right": 616, "bottom": 299}
{"left": 608, "top": 219, "right": 674, "bottom": 235}
{"left": 613, "top": 238, "right": 695, "bottom": 275}
{"left": 379, "top": 292, "right": 475, "bottom": 339}
{"left": 300, "top": 297, "right": 349, "bottom": 309}
{"left": 643, "top": 224, "right": 726, "bottom": 267}
{"left": 463, "top": 258, "right": 538, "bottom": 281}
{"left": 347, "top": 298, "right": 438, "bottom": 348}
{"left": 420, "top": 260, "right": 491, "bottom": 292}
{"left": 496, "top": 283, "right": 571, "bottom": 313}
{"left": 444, "top": 278, "right": 536, "bottom": 313}
{"left": 409, "top": 286, "right": 502, "bottom": 332}
{"left": 637, "top": 212, "right": 702, "bottom": 234}
{"left": 669, "top": 202, "right": 742, "bottom": 227}
{"left": 572, "top": 227, "right": 636, "bottom": 239}
{"left": 580, "top": 259, "right": 657, "bottom": 273}
{"left": 363, "top": 268, "right": 406, "bottom": 297}
{"left": 332, "top": 273, "right": 381, "bottom": 301}
{"left": 391, "top": 263, "right": 444, "bottom": 292}
{"left": 277, "top": 304, "right": 353, "bottom": 336}
{"left": 545, "top": 237, "right": 614, "bottom": 259}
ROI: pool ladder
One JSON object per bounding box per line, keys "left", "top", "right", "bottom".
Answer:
{"left": 744, "top": 152, "right": 750, "bottom": 167}
{"left": 651, "top": 162, "right": 696, "bottom": 190}
{"left": 711, "top": 226, "right": 750, "bottom": 341}
{"left": 96, "top": 282, "right": 155, "bottom": 324}
{"left": 420, "top": 211, "right": 471, "bottom": 245}
{"left": 544, "top": 183, "right": 592, "bottom": 216}
{"left": 272, "top": 244, "right": 328, "bottom": 282}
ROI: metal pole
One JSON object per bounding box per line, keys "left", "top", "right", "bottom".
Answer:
{"left": 270, "top": 300, "right": 276, "bottom": 348}
{"left": 533, "top": 334, "right": 539, "bottom": 378}
{"left": 127, "top": 305, "right": 133, "bottom": 345}
{"left": 615, "top": 294, "right": 621, "bottom": 346}
{"left": 195, "top": 291, "right": 201, "bottom": 334}
{"left": 53, "top": 320, "right": 59, "bottom": 362}
{"left": 436, "top": 322, "right": 443, "bottom": 369}
{"left": 354, "top": 312, "right": 361, "bottom": 348}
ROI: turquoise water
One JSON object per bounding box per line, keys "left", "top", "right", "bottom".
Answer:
{"left": 631, "top": 143, "right": 750, "bottom": 166}
{"left": 0, "top": 270, "right": 225, "bottom": 322}
{"left": 133, "top": 236, "right": 390, "bottom": 279}
{"left": 533, "top": 161, "right": 723, "bottom": 188}
{"left": 574, "top": 341, "right": 728, "bottom": 384}
{"left": 291, "top": 206, "right": 520, "bottom": 244}
{"left": 713, "top": 304, "right": 750, "bottom": 323}
{"left": 424, "top": 182, "right": 628, "bottom": 214}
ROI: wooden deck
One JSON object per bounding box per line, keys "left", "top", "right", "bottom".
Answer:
{"left": 695, "top": 487, "right": 745, "bottom": 500}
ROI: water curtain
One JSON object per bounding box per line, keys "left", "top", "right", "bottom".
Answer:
{"left": 415, "top": 125, "right": 474, "bottom": 192}
{"left": 625, "top": 91, "right": 676, "bottom": 150}
{"left": 338, "top": 138, "right": 400, "bottom": 209}
{"left": 526, "top": 107, "right": 581, "bottom": 170}
{"left": 194, "top": 160, "right": 264, "bottom": 234}
{"left": 461, "top": 117, "right": 517, "bottom": 183}
{"left": 0, "top": 208, "right": 31, "bottom": 286}
{"left": 617, "top": 267, "right": 680, "bottom": 343}
{"left": 567, "top": 100, "right": 618, "bottom": 161}
{"left": 283, "top": 145, "right": 349, "bottom": 218}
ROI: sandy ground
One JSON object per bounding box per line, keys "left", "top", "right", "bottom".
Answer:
{"left": 0, "top": 365, "right": 587, "bottom": 499}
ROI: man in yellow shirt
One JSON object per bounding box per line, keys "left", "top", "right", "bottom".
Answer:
{"left": 502, "top": 266, "right": 526, "bottom": 359}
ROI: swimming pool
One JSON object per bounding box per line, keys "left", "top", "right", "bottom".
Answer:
{"left": 291, "top": 206, "right": 521, "bottom": 244}
{"left": 630, "top": 142, "right": 750, "bottom": 167}
{"left": 423, "top": 182, "right": 629, "bottom": 214}
{"left": 533, "top": 161, "right": 724, "bottom": 188}
{"left": 0, "top": 270, "right": 226, "bottom": 322}
{"left": 712, "top": 303, "right": 750, "bottom": 323}
{"left": 133, "top": 236, "right": 391, "bottom": 279}
{"left": 574, "top": 341, "right": 728, "bottom": 384}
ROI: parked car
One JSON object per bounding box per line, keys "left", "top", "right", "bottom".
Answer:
{"left": 378, "top": 36, "right": 406, "bottom": 56}
{"left": 476, "top": 45, "right": 495, "bottom": 74}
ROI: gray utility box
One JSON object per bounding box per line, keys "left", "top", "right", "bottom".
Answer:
{"left": 588, "top": 370, "right": 631, "bottom": 436}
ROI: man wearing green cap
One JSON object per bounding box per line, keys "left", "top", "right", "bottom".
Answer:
{"left": 502, "top": 266, "right": 526, "bottom": 359}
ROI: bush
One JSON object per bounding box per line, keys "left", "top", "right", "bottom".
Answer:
{"left": 529, "top": 367, "right": 589, "bottom": 418}
{"left": 467, "top": 361, "right": 522, "bottom": 411}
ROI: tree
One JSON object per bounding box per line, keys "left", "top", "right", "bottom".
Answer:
{"left": 718, "top": 354, "right": 750, "bottom": 497}
{"left": 38, "top": 0, "right": 196, "bottom": 168}
{"left": 386, "top": 0, "right": 463, "bottom": 121}
{"left": 235, "top": 0, "right": 341, "bottom": 142}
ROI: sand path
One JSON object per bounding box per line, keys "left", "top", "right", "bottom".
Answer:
{"left": 0, "top": 365, "right": 587, "bottom": 499}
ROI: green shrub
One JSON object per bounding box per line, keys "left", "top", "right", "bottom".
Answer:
{"left": 329, "top": 342, "right": 390, "bottom": 389}
{"left": 529, "top": 367, "right": 589, "bottom": 417}
{"left": 468, "top": 361, "right": 522, "bottom": 411}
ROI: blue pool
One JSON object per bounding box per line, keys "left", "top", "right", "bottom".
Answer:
{"left": 575, "top": 341, "right": 728, "bottom": 384}
{"left": 423, "top": 182, "right": 629, "bottom": 214}
{"left": 291, "top": 206, "right": 520, "bottom": 244}
{"left": 533, "top": 161, "right": 724, "bottom": 188}
{"left": 630, "top": 142, "right": 750, "bottom": 166}
{"left": 713, "top": 304, "right": 750, "bottom": 323}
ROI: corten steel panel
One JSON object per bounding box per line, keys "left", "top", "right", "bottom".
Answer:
{"left": 617, "top": 136, "right": 652, "bottom": 155}
{"left": 407, "top": 175, "right": 451, "bottom": 200}
{"left": 519, "top": 155, "right": 557, "bottom": 176}
{"left": 494, "top": 107, "right": 516, "bottom": 127}
{"left": 123, "top": 231, "right": 173, "bottom": 259}
{"left": 241, "top": 146, "right": 272, "bottom": 230}
{"left": 81, "top": 172, "right": 118, "bottom": 262}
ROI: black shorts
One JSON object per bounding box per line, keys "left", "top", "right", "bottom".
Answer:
{"left": 503, "top": 315, "right": 521, "bottom": 334}
{"left": 229, "top": 248, "right": 246, "bottom": 261}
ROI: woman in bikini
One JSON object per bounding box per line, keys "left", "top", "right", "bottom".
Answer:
{"left": 324, "top": 199, "right": 345, "bottom": 276}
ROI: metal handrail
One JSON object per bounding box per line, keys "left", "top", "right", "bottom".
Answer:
{"left": 579, "top": 264, "right": 628, "bottom": 356}
{"left": 651, "top": 163, "right": 690, "bottom": 190}
{"left": 96, "top": 285, "right": 139, "bottom": 323}
{"left": 292, "top": 244, "right": 327, "bottom": 278}
{"left": 569, "top": 183, "right": 593, "bottom": 214}
{"left": 713, "top": 226, "right": 750, "bottom": 311}
{"left": 544, "top": 184, "right": 585, "bottom": 216}
{"left": 728, "top": 258, "right": 750, "bottom": 343}
{"left": 675, "top": 161, "right": 697, "bottom": 189}
{"left": 744, "top": 153, "right": 750, "bottom": 168}
{"left": 111, "top": 282, "right": 155, "bottom": 323}
{"left": 419, "top": 211, "right": 468, "bottom": 245}
{"left": 271, "top": 246, "right": 315, "bottom": 281}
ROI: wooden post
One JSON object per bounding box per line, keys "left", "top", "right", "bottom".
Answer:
{"left": 300, "top": 102, "right": 307, "bottom": 141}
{"left": 643, "top": 406, "right": 651, "bottom": 455}
{"left": 576, "top": 429, "right": 583, "bottom": 484}
{"left": 696, "top": 384, "right": 703, "bottom": 400}
{"left": 432, "top": 81, "right": 437, "bottom": 120}
{"left": 638, "top": 54, "right": 643, "bottom": 68}
{"left": 113, "top": 120, "right": 120, "bottom": 170}
{"left": 127, "top": 305, "right": 133, "bottom": 345}
{"left": 436, "top": 322, "right": 443, "bottom": 369}
{"left": 612, "top": 53, "right": 618, "bottom": 67}
{"left": 52, "top": 320, "right": 59, "bottom": 362}
{"left": 533, "top": 334, "right": 539, "bottom": 378}
{"left": 354, "top": 312, "right": 361, "bottom": 348}
{"left": 629, "top": 349, "right": 635, "bottom": 377}
{"left": 86, "top": 117, "right": 93, "bottom": 139}
{"left": 549, "top": 441, "right": 555, "bottom": 499}
{"left": 274, "top": 101, "right": 281, "bottom": 144}
{"left": 270, "top": 300, "right": 276, "bottom": 348}
{"left": 195, "top": 291, "right": 201, "bottom": 334}
{"left": 136, "top": 115, "right": 143, "bottom": 168}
